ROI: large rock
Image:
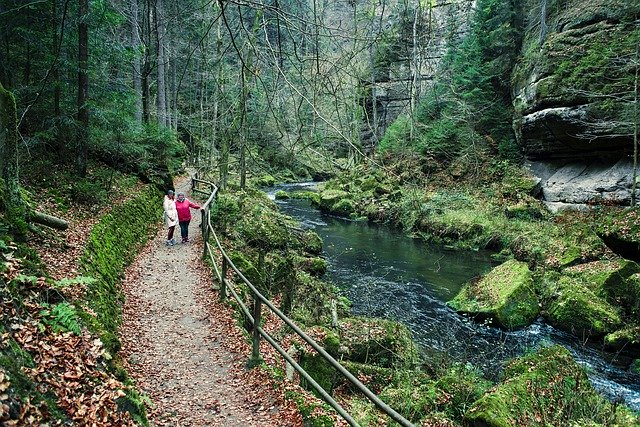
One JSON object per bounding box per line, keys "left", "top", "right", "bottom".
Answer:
{"left": 513, "top": 1, "right": 640, "bottom": 157}
{"left": 513, "top": 0, "right": 640, "bottom": 208}
{"left": 544, "top": 275, "right": 622, "bottom": 337}
{"left": 338, "top": 317, "right": 418, "bottom": 368}
{"left": 526, "top": 158, "right": 635, "bottom": 212}
{"left": 448, "top": 259, "right": 539, "bottom": 330}
{"left": 464, "top": 346, "right": 639, "bottom": 426}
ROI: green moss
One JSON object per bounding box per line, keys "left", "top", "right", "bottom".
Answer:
{"left": 79, "top": 185, "right": 162, "bottom": 355}
{"left": 274, "top": 190, "right": 290, "bottom": 200}
{"left": 318, "top": 189, "right": 350, "bottom": 214}
{"left": 230, "top": 251, "right": 263, "bottom": 288}
{"left": 285, "top": 390, "right": 335, "bottom": 427}
{"left": 254, "top": 174, "right": 276, "bottom": 187}
{"left": 290, "top": 190, "right": 321, "bottom": 205}
{"left": 299, "top": 353, "right": 337, "bottom": 396}
{"left": 624, "top": 273, "right": 640, "bottom": 316}
{"left": 297, "top": 256, "right": 327, "bottom": 277}
{"left": 338, "top": 317, "right": 418, "bottom": 368}
{"left": 465, "top": 345, "right": 637, "bottom": 426}
{"left": 465, "top": 346, "right": 632, "bottom": 427}
{"left": 339, "top": 361, "right": 395, "bottom": 394}
{"left": 604, "top": 326, "right": 640, "bottom": 351}
{"left": 448, "top": 259, "right": 539, "bottom": 330}
{"left": 545, "top": 276, "right": 622, "bottom": 337}
{"left": 631, "top": 359, "right": 640, "bottom": 375}
{"left": 301, "top": 230, "right": 322, "bottom": 255}
{"left": 558, "top": 246, "right": 583, "bottom": 267}
{"left": 380, "top": 364, "right": 490, "bottom": 424}
{"left": 322, "top": 329, "right": 340, "bottom": 356}
{"left": 236, "top": 197, "right": 291, "bottom": 250}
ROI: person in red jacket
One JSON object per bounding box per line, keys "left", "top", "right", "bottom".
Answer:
{"left": 175, "top": 192, "right": 201, "bottom": 243}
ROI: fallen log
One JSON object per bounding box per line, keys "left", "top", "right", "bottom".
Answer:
{"left": 30, "top": 211, "right": 68, "bottom": 230}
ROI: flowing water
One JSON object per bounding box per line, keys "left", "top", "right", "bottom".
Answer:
{"left": 268, "top": 182, "right": 640, "bottom": 411}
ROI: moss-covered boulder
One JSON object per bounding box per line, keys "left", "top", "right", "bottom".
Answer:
{"left": 380, "top": 365, "right": 490, "bottom": 425}
{"left": 595, "top": 207, "right": 640, "bottom": 262}
{"left": 254, "top": 174, "right": 276, "bottom": 187}
{"left": 297, "top": 256, "right": 327, "bottom": 277}
{"left": 317, "top": 189, "right": 354, "bottom": 217}
{"left": 338, "top": 317, "right": 417, "bottom": 368}
{"left": 631, "top": 359, "right": 640, "bottom": 375}
{"left": 274, "top": 190, "right": 290, "bottom": 200}
{"left": 544, "top": 275, "right": 622, "bottom": 337}
{"left": 604, "top": 326, "right": 640, "bottom": 352}
{"left": 229, "top": 251, "right": 263, "bottom": 288}
{"left": 623, "top": 273, "right": 640, "bottom": 317}
{"left": 300, "top": 230, "right": 322, "bottom": 255}
{"left": 448, "top": 259, "right": 539, "bottom": 330}
{"left": 465, "top": 345, "right": 638, "bottom": 426}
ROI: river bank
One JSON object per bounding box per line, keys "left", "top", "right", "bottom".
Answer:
{"left": 269, "top": 181, "right": 640, "bottom": 414}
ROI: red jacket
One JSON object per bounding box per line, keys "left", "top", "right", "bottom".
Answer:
{"left": 175, "top": 198, "right": 200, "bottom": 222}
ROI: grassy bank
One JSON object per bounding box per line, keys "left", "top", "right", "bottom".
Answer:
{"left": 209, "top": 184, "right": 639, "bottom": 426}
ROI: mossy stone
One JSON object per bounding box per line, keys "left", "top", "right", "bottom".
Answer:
{"left": 631, "top": 359, "right": 640, "bottom": 375}
{"left": 599, "top": 262, "right": 640, "bottom": 314}
{"left": 274, "top": 190, "right": 290, "bottom": 200}
{"left": 255, "top": 174, "right": 276, "bottom": 187}
{"left": 331, "top": 198, "right": 355, "bottom": 216}
{"left": 298, "top": 256, "right": 327, "bottom": 277}
{"left": 80, "top": 185, "right": 162, "bottom": 355}
{"left": 623, "top": 273, "right": 640, "bottom": 316}
{"left": 301, "top": 230, "right": 322, "bottom": 255}
{"left": 299, "top": 353, "right": 337, "bottom": 397}
{"left": 448, "top": 259, "right": 539, "bottom": 330}
{"left": 229, "top": 252, "right": 263, "bottom": 288}
{"left": 545, "top": 275, "right": 622, "bottom": 337}
{"left": 318, "top": 189, "right": 349, "bottom": 212}
{"left": 338, "top": 317, "right": 417, "bottom": 368}
{"left": 558, "top": 246, "right": 582, "bottom": 267}
{"left": 465, "top": 345, "right": 636, "bottom": 426}
{"left": 604, "top": 326, "right": 640, "bottom": 351}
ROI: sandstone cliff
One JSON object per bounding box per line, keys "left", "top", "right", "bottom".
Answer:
{"left": 512, "top": 0, "right": 638, "bottom": 209}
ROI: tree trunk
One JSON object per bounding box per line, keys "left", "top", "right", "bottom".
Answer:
{"left": 131, "top": 0, "right": 143, "bottom": 124}
{"left": 632, "top": 42, "right": 639, "bottom": 205}
{"left": 52, "top": 0, "right": 64, "bottom": 155}
{"left": 142, "top": 0, "right": 152, "bottom": 124}
{"left": 0, "top": 83, "right": 27, "bottom": 238}
{"left": 155, "top": 0, "right": 167, "bottom": 127}
{"left": 76, "top": 0, "right": 89, "bottom": 176}
{"left": 31, "top": 211, "right": 69, "bottom": 230}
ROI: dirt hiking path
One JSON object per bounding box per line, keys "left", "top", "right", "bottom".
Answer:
{"left": 120, "top": 178, "right": 301, "bottom": 426}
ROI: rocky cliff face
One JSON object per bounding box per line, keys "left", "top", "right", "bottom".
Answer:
{"left": 359, "top": 0, "right": 474, "bottom": 150}
{"left": 513, "top": 0, "right": 640, "bottom": 209}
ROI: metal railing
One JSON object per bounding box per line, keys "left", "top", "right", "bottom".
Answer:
{"left": 191, "top": 176, "right": 414, "bottom": 427}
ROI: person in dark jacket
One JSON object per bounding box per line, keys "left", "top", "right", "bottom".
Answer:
{"left": 175, "top": 192, "right": 201, "bottom": 243}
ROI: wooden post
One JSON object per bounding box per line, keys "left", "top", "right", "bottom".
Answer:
{"left": 220, "top": 257, "right": 228, "bottom": 300}
{"left": 248, "top": 298, "right": 262, "bottom": 368}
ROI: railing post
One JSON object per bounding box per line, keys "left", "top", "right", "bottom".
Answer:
{"left": 248, "top": 297, "right": 262, "bottom": 368}
{"left": 220, "top": 257, "right": 228, "bottom": 300}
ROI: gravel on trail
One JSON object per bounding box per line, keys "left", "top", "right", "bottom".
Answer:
{"left": 119, "top": 179, "right": 303, "bottom": 427}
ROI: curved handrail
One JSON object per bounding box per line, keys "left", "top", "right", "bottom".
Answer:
{"left": 192, "top": 176, "right": 414, "bottom": 427}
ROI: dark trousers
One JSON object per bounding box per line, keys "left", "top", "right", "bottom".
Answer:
{"left": 167, "top": 225, "right": 175, "bottom": 240}
{"left": 179, "top": 220, "right": 190, "bottom": 240}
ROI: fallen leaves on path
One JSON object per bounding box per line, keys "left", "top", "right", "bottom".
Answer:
{"left": 120, "top": 183, "right": 312, "bottom": 426}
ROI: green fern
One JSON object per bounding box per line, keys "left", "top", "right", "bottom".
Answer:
{"left": 39, "top": 302, "right": 82, "bottom": 335}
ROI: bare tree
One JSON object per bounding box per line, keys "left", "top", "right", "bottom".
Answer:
{"left": 76, "top": 0, "right": 89, "bottom": 176}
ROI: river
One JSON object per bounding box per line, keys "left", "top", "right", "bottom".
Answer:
{"left": 268, "top": 182, "right": 640, "bottom": 411}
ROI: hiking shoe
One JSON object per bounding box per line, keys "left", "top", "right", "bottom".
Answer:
{"left": 170, "top": 238, "right": 176, "bottom": 245}
{"left": 165, "top": 240, "right": 171, "bottom": 246}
